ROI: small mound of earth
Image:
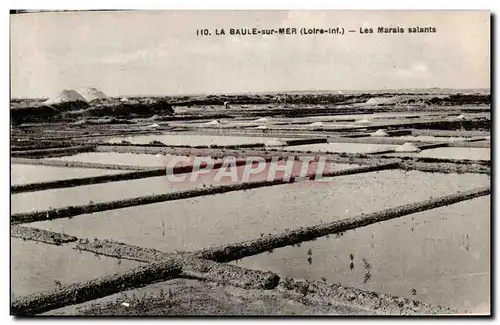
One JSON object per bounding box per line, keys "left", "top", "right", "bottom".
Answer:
{"left": 395, "top": 142, "right": 421, "bottom": 153}
{"left": 370, "top": 129, "right": 389, "bottom": 137}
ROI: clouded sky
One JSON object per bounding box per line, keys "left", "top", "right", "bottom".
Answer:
{"left": 11, "top": 10, "right": 490, "bottom": 98}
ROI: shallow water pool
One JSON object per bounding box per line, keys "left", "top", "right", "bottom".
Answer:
{"left": 388, "top": 147, "right": 490, "bottom": 161}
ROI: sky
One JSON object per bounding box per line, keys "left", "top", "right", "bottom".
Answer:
{"left": 10, "top": 10, "right": 490, "bottom": 98}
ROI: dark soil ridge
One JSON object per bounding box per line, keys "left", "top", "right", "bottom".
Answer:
{"left": 11, "top": 93, "right": 490, "bottom": 125}
{"left": 168, "top": 93, "right": 490, "bottom": 106}
{"left": 10, "top": 162, "right": 398, "bottom": 225}
{"left": 99, "top": 137, "right": 327, "bottom": 149}
{"left": 74, "top": 239, "right": 278, "bottom": 290}
{"left": 11, "top": 98, "right": 174, "bottom": 125}
{"left": 11, "top": 130, "right": 163, "bottom": 144}
{"left": 273, "top": 119, "right": 491, "bottom": 133}
{"left": 11, "top": 225, "right": 77, "bottom": 245}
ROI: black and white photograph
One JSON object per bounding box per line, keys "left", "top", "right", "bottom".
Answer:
{"left": 9, "top": 9, "right": 491, "bottom": 316}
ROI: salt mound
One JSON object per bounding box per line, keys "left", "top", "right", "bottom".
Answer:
{"left": 254, "top": 117, "right": 269, "bottom": 123}
{"left": 456, "top": 114, "right": 467, "bottom": 120}
{"left": 44, "top": 89, "right": 87, "bottom": 105}
{"left": 205, "top": 120, "right": 220, "bottom": 125}
{"left": 355, "top": 118, "right": 371, "bottom": 124}
{"left": 309, "top": 122, "right": 324, "bottom": 127}
{"left": 265, "top": 139, "right": 287, "bottom": 147}
{"left": 147, "top": 123, "right": 160, "bottom": 128}
{"left": 120, "top": 97, "right": 129, "bottom": 102}
{"left": 78, "top": 87, "right": 107, "bottom": 101}
{"left": 395, "top": 142, "right": 421, "bottom": 153}
{"left": 370, "top": 129, "right": 389, "bottom": 137}
{"left": 255, "top": 125, "right": 269, "bottom": 129}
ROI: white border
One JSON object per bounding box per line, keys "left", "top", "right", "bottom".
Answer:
{"left": 2, "top": 1, "right": 497, "bottom": 324}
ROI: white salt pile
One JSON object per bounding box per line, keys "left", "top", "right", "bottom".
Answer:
{"left": 44, "top": 89, "right": 87, "bottom": 105}
{"left": 255, "top": 125, "right": 269, "bottom": 129}
{"left": 456, "top": 114, "right": 467, "bottom": 120}
{"left": 265, "top": 139, "right": 287, "bottom": 147}
{"left": 309, "top": 122, "right": 324, "bottom": 127}
{"left": 147, "top": 123, "right": 160, "bottom": 128}
{"left": 395, "top": 142, "right": 421, "bottom": 153}
{"left": 205, "top": 120, "right": 220, "bottom": 125}
{"left": 254, "top": 117, "right": 269, "bottom": 123}
{"left": 355, "top": 118, "right": 371, "bottom": 124}
{"left": 371, "top": 129, "right": 389, "bottom": 137}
